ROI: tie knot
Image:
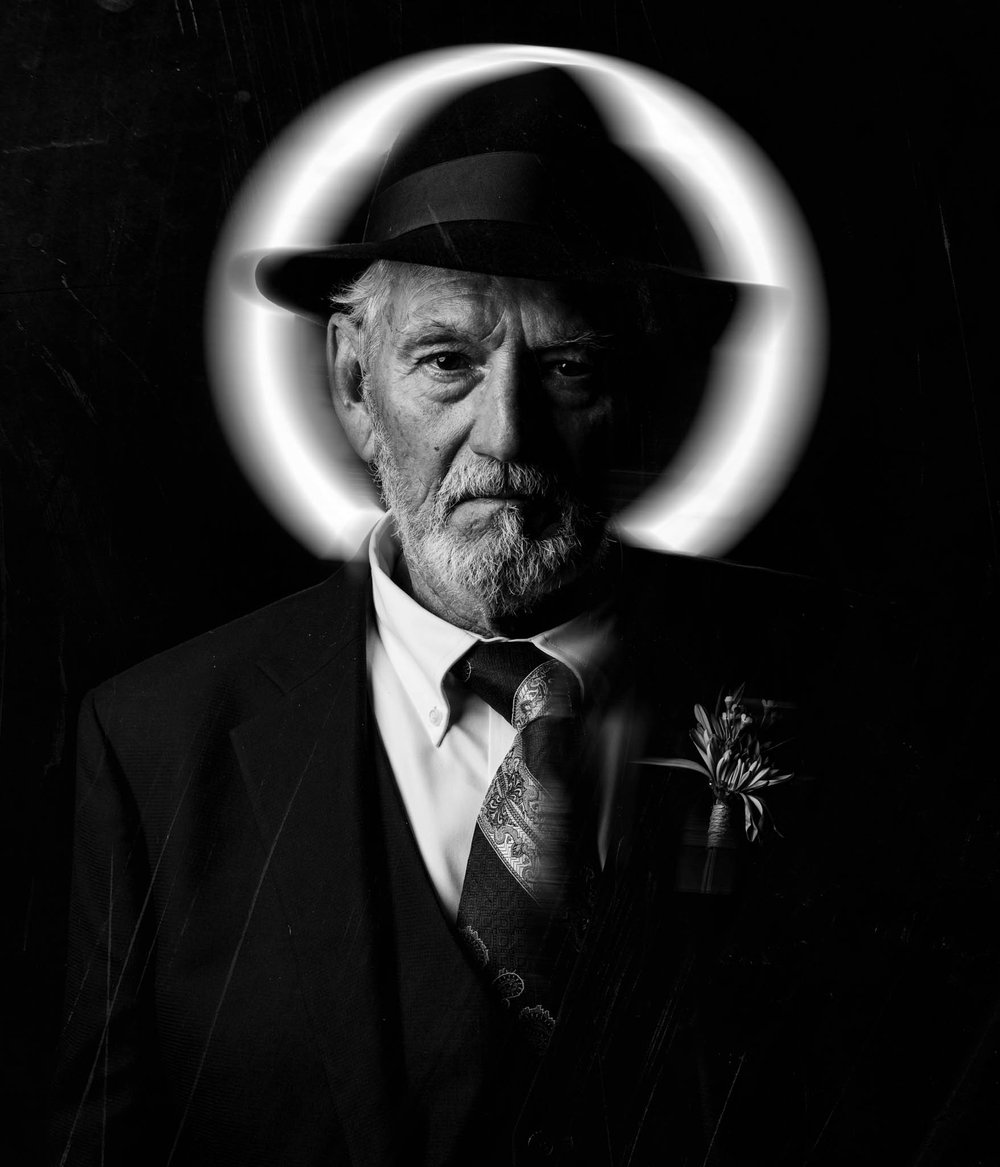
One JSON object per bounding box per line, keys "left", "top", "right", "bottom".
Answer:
{"left": 459, "top": 642, "right": 580, "bottom": 727}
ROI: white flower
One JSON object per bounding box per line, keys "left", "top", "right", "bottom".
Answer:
{"left": 643, "top": 685, "right": 793, "bottom": 842}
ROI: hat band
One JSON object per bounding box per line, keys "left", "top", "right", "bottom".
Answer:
{"left": 365, "top": 152, "right": 554, "bottom": 241}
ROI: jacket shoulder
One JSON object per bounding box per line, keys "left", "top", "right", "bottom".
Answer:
{"left": 88, "top": 559, "right": 370, "bottom": 734}
{"left": 619, "top": 543, "right": 849, "bottom": 651}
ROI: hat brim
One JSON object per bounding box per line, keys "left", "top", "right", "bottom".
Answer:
{"left": 253, "top": 221, "right": 743, "bottom": 348}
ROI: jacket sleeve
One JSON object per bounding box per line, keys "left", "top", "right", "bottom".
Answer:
{"left": 49, "top": 689, "right": 173, "bottom": 1166}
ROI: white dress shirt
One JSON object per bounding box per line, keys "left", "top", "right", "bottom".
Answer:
{"left": 367, "top": 516, "right": 618, "bottom": 919}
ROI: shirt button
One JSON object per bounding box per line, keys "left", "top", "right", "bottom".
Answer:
{"left": 428, "top": 707, "right": 443, "bottom": 726}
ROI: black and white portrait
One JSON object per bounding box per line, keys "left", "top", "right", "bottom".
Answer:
{"left": 3, "top": 7, "right": 996, "bottom": 1166}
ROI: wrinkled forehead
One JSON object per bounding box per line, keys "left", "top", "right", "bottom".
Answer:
{"left": 384, "top": 266, "right": 620, "bottom": 347}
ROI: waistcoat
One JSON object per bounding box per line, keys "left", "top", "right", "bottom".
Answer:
{"left": 373, "top": 731, "right": 532, "bottom": 1166}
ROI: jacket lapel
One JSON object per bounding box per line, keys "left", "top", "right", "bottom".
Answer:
{"left": 229, "top": 562, "right": 404, "bottom": 1166}
{"left": 515, "top": 550, "right": 836, "bottom": 1162}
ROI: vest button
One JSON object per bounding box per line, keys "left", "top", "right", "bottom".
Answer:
{"left": 526, "top": 1130, "right": 555, "bottom": 1157}
{"left": 524, "top": 1129, "right": 575, "bottom": 1160}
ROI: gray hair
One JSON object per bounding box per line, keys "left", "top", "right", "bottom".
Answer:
{"left": 328, "top": 259, "right": 441, "bottom": 377}
{"left": 329, "top": 258, "right": 669, "bottom": 381}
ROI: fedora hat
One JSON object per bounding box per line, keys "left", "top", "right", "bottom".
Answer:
{"left": 254, "top": 66, "right": 739, "bottom": 343}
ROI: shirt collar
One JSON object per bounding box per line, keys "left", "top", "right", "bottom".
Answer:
{"left": 368, "top": 515, "right": 616, "bottom": 747}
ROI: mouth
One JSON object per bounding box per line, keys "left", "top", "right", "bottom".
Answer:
{"left": 452, "top": 493, "right": 543, "bottom": 512}
{"left": 449, "top": 493, "right": 563, "bottom": 537}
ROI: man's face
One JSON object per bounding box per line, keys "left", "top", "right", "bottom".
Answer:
{"left": 352, "top": 266, "right": 622, "bottom": 629}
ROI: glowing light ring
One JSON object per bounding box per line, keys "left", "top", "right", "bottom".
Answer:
{"left": 205, "top": 45, "right": 826, "bottom": 558}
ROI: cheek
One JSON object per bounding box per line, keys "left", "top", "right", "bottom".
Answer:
{"left": 553, "top": 401, "right": 616, "bottom": 468}
{"left": 381, "top": 402, "right": 464, "bottom": 506}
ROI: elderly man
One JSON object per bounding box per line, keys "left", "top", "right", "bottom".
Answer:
{"left": 52, "top": 68, "right": 844, "bottom": 1166}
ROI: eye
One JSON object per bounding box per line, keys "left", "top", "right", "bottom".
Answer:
{"left": 539, "top": 348, "right": 606, "bottom": 384}
{"left": 546, "top": 358, "right": 597, "bottom": 379}
{"left": 425, "top": 351, "right": 473, "bottom": 372}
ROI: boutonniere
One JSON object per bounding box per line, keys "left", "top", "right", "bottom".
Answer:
{"left": 643, "top": 685, "right": 795, "bottom": 892}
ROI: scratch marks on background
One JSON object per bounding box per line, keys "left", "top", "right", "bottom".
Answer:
{"left": 637, "top": 0, "right": 664, "bottom": 63}
{"left": 911, "top": 987, "right": 1000, "bottom": 1164}
{"left": 102, "top": 851, "right": 114, "bottom": 1162}
{"left": 2, "top": 138, "right": 109, "bottom": 155}
{"left": 213, "top": 0, "right": 237, "bottom": 76}
{"left": 173, "top": 0, "right": 200, "bottom": 37}
{"left": 57, "top": 275, "right": 154, "bottom": 387}
{"left": 15, "top": 322, "right": 98, "bottom": 422}
{"left": 700, "top": 1051, "right": 746, "bottom": 1167}
{"left": 938, "top": 203, "right": 999, "bottom": 562}
{"left": 0, "top": 469, "right": 6, "bottom": 743}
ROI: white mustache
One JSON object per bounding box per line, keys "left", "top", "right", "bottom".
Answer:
{"left": 437, "top": 462, "right": 563, "bottom": 514}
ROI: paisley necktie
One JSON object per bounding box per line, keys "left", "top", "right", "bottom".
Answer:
{"left": 455, "top": 641, "right": 598, "bottom": 1053}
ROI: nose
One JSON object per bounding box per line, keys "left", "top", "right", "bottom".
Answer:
{"left": 468, "top": 351, "right": 531, "bottom": 463}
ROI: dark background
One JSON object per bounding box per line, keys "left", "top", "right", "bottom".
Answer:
{"left": 2, "top": 1, "right": 997, "bottom": 1162}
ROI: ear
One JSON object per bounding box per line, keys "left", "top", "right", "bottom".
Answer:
{"left": 326, "top": 314, "right": 376, "bottom": 462}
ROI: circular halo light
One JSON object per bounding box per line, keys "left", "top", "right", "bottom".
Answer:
{"left": 205, "top": 45, "right": 826, "bottom": 559}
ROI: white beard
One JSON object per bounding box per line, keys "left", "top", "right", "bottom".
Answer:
{"left": 366, "top": 398, "right": 610, "bottom": 619}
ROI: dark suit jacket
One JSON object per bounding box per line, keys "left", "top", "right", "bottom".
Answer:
{"left": 50, "top": 547, "right": 940, "bottom": 1166}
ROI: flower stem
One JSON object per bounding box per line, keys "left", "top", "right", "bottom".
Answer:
{"left": 706, "top": 799, "right": 734, "bottom": 848}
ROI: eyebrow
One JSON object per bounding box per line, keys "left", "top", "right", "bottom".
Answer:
{"left": 395, "top": 322, "right": 615, "bottom": 357}
{"left": 396, "top": 322, "right": 470, "bottom": 355}
{"left": 537, "top": 329, "right": 615, "bottom": 350}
